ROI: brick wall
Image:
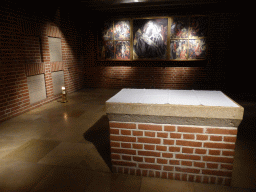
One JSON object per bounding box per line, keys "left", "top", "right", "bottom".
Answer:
{"left": 83, "top": 11, "right": 240, "bottom": 91}
{"left": 85, "top": 66, "right": 206, "bottom": 89}
{"left": 109, "top": 121, "right": 237, "bottom": 186}
{"left": 0, "top": 1, "right": 241, "bottom": 122}
{"left": 0, "top": 4, "right": 84, "bottom": 122}
{"left": 83, "top": 22, "right": 208, "bottom": 90}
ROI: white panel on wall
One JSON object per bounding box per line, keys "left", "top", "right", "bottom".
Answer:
{"left": 27, "top": 74, "right": 47, "bottom": 104}
{"left": 51, "top": 71, "right": 64, "bottom": 95}
{"left": 48, "top": 37, "right": 62, "bottom": 62}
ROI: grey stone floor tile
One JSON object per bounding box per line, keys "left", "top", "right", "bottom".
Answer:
{"left": 110, "top": 173, "right": 141, "bottom": 192}
{"left": 193, "top": 182, "right": 255, "bottom": 192}
{"left": 79, "top": 149, "right": 111, "bottom": 172}
{"left": 38, "top": 142, "right": 111, "bottom": 172}
{"left": 232, "top": 140, "right": 256, "bottom": 189}
{"left": 84, "top": 171, "right": 141, "bottom": 192}
{"left": 30, "top": 167, "right": 94, "bottom": 192}
{"left": 0, "top": 160, "right": 54, "bottom": 192}
{"left": 1, "top": 139, "right": 60, "bottom": 163}
{"left": 0, "top": 136, "right": 28, "bottom": 159}
{"left": 140, "top": 177, "right": 194, "bottom": 192}
{"left": 0, "top": 121, "right": 52, "bottom": 140}
{"left": 84, "top": 171, "right": 113, "bottom": 192}
{"left": 0, "top": 89, "right": 255, "bottom": 192}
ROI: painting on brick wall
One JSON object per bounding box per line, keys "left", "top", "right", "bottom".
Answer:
{"left": 170, "top": 40, "right": 188, "bottom": 60}
{"left": 102, "top": 21, "right": 113, "bottom": 40}
{"left": 115, "top": 41, "right": 130, "bottom": 59}
{"left": 98, "top": 40, "right": 115, "bottom": 59}
{"left": 170, "top": 16, "right": 208, "bottom": 60}
{"left": 189, "top": 16, "right": 208, "bottom": 38}
{"left": 98, "top": 40, "right": 104, "bottom": 60}
{"left": 99, "top": 16, "right": 208, "bottom": 61}
{"left": 133, "top": 18, "right": 168, "bottom": 60}
{"left": 99, "top": 20, "right": 131, "bottom": 60}
{"left": 114, "top": 20, "right": 130, "bottom": 40}
{"left": 188, "top": 39, "right": 206, "bottom": 59}
{"left": 105, "top": 41, "right": 114, "bottom": 59}
{"left": 171, "top": 17, "right": 189, "bottom": 39}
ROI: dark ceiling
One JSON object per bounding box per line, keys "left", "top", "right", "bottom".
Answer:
{"left": 82, "top": 0, "right": 223, "bottom": 11}
{"left": 2, "top": 0, "right": 240, "bottom": 33}
{"left": 2, "top": 0, "right": 236, "bottom": 19}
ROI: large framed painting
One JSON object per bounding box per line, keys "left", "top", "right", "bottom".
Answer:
{"left": 133, "top": 18, "right": 168, "bottom": 60}
{"left": 99, "top": 20, "right": 131, "bottom": 60}
{"left": 170, "top": 16, "right": 208, "bottom": 61}
{"left": 98, "top": 16, "right": 208, "bottom": 61}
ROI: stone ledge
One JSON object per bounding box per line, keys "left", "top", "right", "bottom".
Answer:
{"left": 106, "top": 103, "right": 244, "bottom": 123}
{"left": 107, "top": 113, "right": 242, "bottom": 127}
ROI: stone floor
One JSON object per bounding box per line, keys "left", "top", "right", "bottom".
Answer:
{"left": 0, "top": 88, "right": 255, "bottom": 192}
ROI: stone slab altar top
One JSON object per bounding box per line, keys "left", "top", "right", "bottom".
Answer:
{"left": 106, "top": 89, "right": 244, "bottom": 127}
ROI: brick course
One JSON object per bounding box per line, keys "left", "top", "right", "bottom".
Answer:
{"left": 110, "top": 122, "right": 237, "bottom": 186}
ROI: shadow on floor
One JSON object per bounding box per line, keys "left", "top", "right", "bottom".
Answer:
{"left": 83, "top": 115, "right": 112, "bottom": 171}
{"left": 236, "top": 101, "right": 256, "bottom": 141}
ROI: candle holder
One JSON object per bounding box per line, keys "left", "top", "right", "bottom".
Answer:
{"left": 61, "top": 86, "right": 68, "bottom": 103}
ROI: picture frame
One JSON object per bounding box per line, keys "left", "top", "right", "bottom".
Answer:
{"left": 133, "top": 18, "right": 168, "bottom": 60}
{"left": 98, "top": 16, "right": 208, "bottom": 61}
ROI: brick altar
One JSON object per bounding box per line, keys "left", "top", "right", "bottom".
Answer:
{"left": 106, "top": 89, "right": 244, "bottom": 186}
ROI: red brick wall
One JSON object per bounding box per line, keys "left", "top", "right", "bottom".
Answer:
{"left": 85, "top": 66, "right": 206, "bottom": 89}
{"left": 83, "top": 22, "right": 207, "bottom": 90}
{"left": 83, "top": 11, "right": 240, "bottom": 91}
{"left": 0, "top": 5, "right": 84, "bottom": 122}
{"left": 109, "top": 121, "right": 237, "bottom": 186}
{"left": 0, "top": 2, "right": 240, "bottom": 122}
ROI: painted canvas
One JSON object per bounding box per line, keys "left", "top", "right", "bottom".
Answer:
{"left": 189, "top": 17, "right": 208, "bottom": 38}
{"left": 171, "top": 17, "right": 189, "bottom": 39}
{"left": 98, "top": 40, "right": 105, "bottom": 60}
{"left": 133, "top": 18, "right": 168, "bottom": 59}
{"left": 188, "top": 39, "right": 206, "bottom": 59}
{"left": 105, "top": 41, "right": 114, "bottom": 59}
{"left": 114, "top": 20, "right": 130, "bottom": 40}
{"left": 170, "top": 40, "right": 188, "bottom": 60}
{"left": 102, "top": 21, "right": 113, "bottom": 40}
{"left": 115, "top": 41, "right": 130, "bottom": 60}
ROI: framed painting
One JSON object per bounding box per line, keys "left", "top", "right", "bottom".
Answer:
{"left": 114, "top": 20, "right": 130, "bottom": 40}
{"left": 99, "top": 16, "right": 208, "bottom": 61}
{"left": 171, "top": 17, "right": 189, "bottom": 39}
{"left": 98, "top": 40, "right": 105, "bottom": 60}
{"left": 170, "top": 40, "right": 188, "bottom": 60}
{"left": 133, "top": 18, "right": 168, "bottom": 60}
{"left": 115, "top": 41, "right": 130, "bottom": 60}
{"left": 102, "top": 21, "right": 113, "bottom": 41}
{"left": 105, "top": 41, "right": 114, "bottom": 59}
{"left": 189, "top": 16, "right": 208, "bottom": 38}
{"left": 188, "top": 39, "right": 206, "bottom": 59}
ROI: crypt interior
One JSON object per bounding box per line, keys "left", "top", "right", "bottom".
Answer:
{"left": 0, "top": 0, "right": 255, "bottom": 191}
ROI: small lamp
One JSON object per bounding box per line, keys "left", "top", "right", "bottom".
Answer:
{"left": 61, "top": 86, "right": 68, "bottom": 103}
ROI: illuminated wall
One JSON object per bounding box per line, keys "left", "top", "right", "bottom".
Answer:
{"left": 0, "top": 5, "right": 84, "bottom": 122}
{"left": 84, "top": 6, "right": 239, "bottom": 91}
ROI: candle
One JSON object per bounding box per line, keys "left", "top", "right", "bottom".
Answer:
{"left": 62, "top": 86, "right": 66, "bottom": 94}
